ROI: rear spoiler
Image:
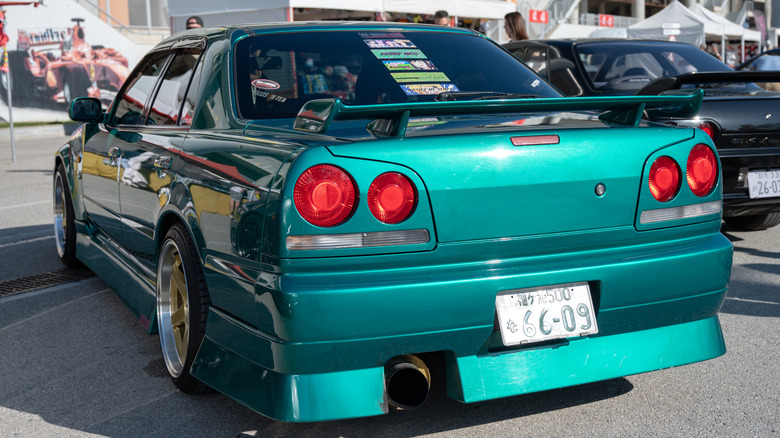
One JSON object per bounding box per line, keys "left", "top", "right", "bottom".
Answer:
{"left": 636, "top": 71, "right": 780, "bottom": 96}
{"left": 293, "top": 90, "right": 703, "bottom": 137}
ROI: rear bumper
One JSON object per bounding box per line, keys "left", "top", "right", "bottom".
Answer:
{"left": 191, "top": 230, "right": 732, "bottom": 422}
{"left": 719, "top": 146, "right": 780, "bottom": 216}
{"left": 193, "top": 314, "right": 725, "bottom": 422}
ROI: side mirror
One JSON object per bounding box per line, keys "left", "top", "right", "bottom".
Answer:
{"left": 69, "top": 97, "right": 103, "bottom": 123}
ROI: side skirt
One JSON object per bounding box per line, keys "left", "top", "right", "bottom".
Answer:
{"left": 75, "top": 225, "right": 158, "bottom": 334}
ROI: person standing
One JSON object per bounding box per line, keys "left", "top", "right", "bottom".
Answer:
{"left": 186, "top": 16, "right": 203, "bottom": 29}
{"left": 433, "top": 10, "right": 450, "bottom": 26}
{"left": 504, "top": 12, "right": 529, "bottom": 41}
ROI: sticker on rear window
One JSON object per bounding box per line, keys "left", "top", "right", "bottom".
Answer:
{"left": 372, "top": 49, "right": 427, "bottom": 59}
{"left": 391, "top": 72, "right": 450, "bottom": 83}
{"left": 364, "top": 39, "right": 416, "bottom": 49}
{"left": 252, "top": 79, "right": 280, "bottom": 90}
{"left": 359, "top": 32, "right": 405, "bottom": 39}
{"left": 383, "top": 60, "right": 438, "bottom": 71}
{"left": 252, "top": 88, "right": 287, "bottom": 104}
{"left": 400, "top": 83, "right": 460, "bottom": 95}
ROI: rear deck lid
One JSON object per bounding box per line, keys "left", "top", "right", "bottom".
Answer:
{"left": 328, "top": 119, "right": 695, "bottom": 242}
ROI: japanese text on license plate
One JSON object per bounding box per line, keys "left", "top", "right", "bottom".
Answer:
{"left": 748, "top": 170, "right": 780, "bottom": 199}
{"left": 495, "top": 283, "right": 598, "bottom": 346}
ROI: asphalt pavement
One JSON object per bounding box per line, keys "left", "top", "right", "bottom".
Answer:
{"left": 0, "top": 133, "right": 778, "bottom": 437}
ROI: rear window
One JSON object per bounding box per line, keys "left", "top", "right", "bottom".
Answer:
{"left": 234, "top": 30, "right": 560, "bottom": 119}
{"left": 575, "top": 42, "right": 733, "bottom": 92}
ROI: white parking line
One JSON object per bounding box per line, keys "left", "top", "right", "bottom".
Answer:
{"left": 0, "top": 235, "right": 53, "bottom": 249}
{"left": 0, "top": 284, "right": 108, "bottom": 333}
{"left": 725, "top": 296, "right": 780, "bottom": 306}
{"left": 0, "top": 200, "right": 50, "bottom": 211}
{"left": 0, "top": 277, "right": 104, "bottom": 305}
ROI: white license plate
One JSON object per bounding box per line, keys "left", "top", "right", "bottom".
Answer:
{"left": 495, "top": 282, "right": 598, "bottom": 346}
{"left": 748, "top": 170, "right": 780, "bottom": 199}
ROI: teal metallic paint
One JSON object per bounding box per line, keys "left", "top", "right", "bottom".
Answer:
{"left": 57, "top": 22, "right": 734, "bottom": 422}
{"left": 450, "top": 316, "right": 726, "bottom": 403}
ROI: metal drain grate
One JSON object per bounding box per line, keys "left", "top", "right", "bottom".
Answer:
{"left": 0, "top": 267, "right": 95, "bottom": 298}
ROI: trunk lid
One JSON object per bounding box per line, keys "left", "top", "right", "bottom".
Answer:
{"left": 328, "top": 119, "right": 695, "bottom": 242}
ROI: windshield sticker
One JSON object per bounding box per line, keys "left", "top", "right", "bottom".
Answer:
{"left": 400, "top": 83, "right": 460, "bottom": 95}
{"left": 252, "top": 79, "right": 280, "bottom": 90}
{"left": 359, "top": 32, "right": 405, "bottom": 39}
{"left": 364, "top": 39, "right": 416, "bottom": 49}
{"left": 391, "top": 72, "right": 450, "bottom": 83}
{"left": 383, "top": 60, "right": 438, "bottom": 71}
{"left": 372, "top": 49, "right": 427, "bottom": 59}
{"left": 252, "top": 88, "right": 287, "bottom": 105}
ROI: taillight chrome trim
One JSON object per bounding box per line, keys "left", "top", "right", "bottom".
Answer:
{"left": 639, "top": 201, "right": 722, "bottom": 224}
{"left": 287, "top": 229, "right": 430, "bottom": 251}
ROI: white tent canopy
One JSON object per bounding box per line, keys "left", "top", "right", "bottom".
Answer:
{"left": 688, "top": 3, "right": 761, "bottom": 63}
{"left": 168, "top": 0, "right": 515, "bottom": 32}
{"left": 381, "top": 0, "right": 514, "bottom": 19}
{"left": 627, "top": 1, "right": 705, "bottom": 47}
{"left": 689, "top": 3, "right": 760, "bottom": 41}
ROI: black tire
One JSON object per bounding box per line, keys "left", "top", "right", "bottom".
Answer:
{"left": 724, "top": 212, "right": 780, "bottom": 231}
{"left": 53, "top": 163, "right": 80, "bottom": 267}
{"left": 62, "top": 68, "right": 90, "bottom": 107}
{"left": 156, "top": 223, "right": 211, "bottom": 394}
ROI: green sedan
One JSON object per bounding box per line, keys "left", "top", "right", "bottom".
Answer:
{"left": 53, "top": 22, "right": 732, "bottom": 422}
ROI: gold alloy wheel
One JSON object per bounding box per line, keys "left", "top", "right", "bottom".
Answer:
{"left": 53, "top": 170, "right": 67, "bottom": 258}
{"left": 157, "top": 239, "right": 190, "bottom": 378}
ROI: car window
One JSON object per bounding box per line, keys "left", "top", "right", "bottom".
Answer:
{"left": 180, "top": 51, "right": 203, "bottom": 126}
{"left": 147, "top": 48, "right": 202, "bottom": 126}
{"left": 575, "top": 42, "right": 733, "bottom": 92}
{"left": 601, "top": 53, "right": 661, "bottom": 81}
{"left": 113, "top": 51, "right": 171, "bottom": 125}
{"left": 234, "top": 31, "right": 561, "bottom": 119}
{"left": 521, "top": 47, "right": 554, "bottom": 73}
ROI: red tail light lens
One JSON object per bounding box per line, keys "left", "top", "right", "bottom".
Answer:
{"left": 368, "top": 172, "right": 417, "bottom": 224}
{"left": 698, "top": 121, "right": 718, "bottom": 141}
{"left": 294, "top": 165, "right": 356, "bottom": 227}
{"left": 687, "top": 144, "right": 718, "bottom": 197}
{"left": 649, "top": 156, "right": 681, "bottom": 202}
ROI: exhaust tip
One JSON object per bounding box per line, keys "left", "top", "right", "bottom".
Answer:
{"left": 385, "top": 354, "right": 431, "bottom": 410}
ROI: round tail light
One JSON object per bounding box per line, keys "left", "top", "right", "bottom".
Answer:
{"left": 367, "top": 172, "right": 417, "bottom": 224}
{"left": 698, "top": 121, "right": 718, "bottom": 141}
{"left": 687, "top": 144, "right": 718, "bottom": 197}
{"left": 649, "top": 156, "right": 681, "bottom": 202}
{"left": 294, "top": 165, "right": 356, "bottom": 227}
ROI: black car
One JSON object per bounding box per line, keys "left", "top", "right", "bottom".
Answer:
{"left": 504, "top": 39, "right": 780, "bottom": 231}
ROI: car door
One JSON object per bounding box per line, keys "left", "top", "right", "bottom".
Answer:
{"left": 118, "top": 46, "right": 204, "bottom": 272}
{"left": 79, "top": 51, "right": 171, "bottom": 244}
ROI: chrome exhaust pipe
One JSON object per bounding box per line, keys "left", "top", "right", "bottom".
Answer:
{"left": 385, "top": 354, "right": 431, "bottom": 410}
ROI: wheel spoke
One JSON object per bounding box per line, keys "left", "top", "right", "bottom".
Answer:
{"left": 173, "top": 324, "right": 187, "bottom": 360}
{"left": 171, "top": 262, "right": 187, "bottom": 297}
{"left": 171, "top": 305, "right": 186, "bottom": 327}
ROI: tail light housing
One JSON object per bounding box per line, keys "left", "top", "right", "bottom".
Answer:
{"left": 698, "top": 121, "right": 718, "bottom": 141}
{"left": 294, "top": 165, "right": 356, "bottom": 227}
{"left": 687, "top": 144, "right": 718, "bottom": 197}
{"left": 368, "top": 172, "right": 417, "bottom": 224}
{"left": 648, "top": 156, "right": 681, "bottom": 202}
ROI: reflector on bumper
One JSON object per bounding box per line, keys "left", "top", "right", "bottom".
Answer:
{"left": 287, "top": 229, "right": 430, "bottom": 251}
{"left": 640, "top": 201, "right": 722, "bottom": 224}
